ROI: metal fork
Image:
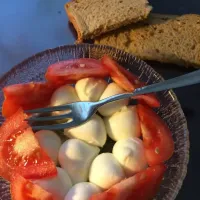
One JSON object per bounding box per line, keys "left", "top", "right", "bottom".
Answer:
{"left": 2, "top": 69, "right": 200, "bottom": 130}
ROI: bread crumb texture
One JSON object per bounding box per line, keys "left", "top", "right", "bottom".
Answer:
{"left": 95, "top": 14, "right": 200, "bottom": 67}
{"left": 65, "top": 0, "right": 151, "bottom": 41}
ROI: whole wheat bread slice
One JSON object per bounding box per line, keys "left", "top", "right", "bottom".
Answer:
{"left": 95, "top": 14, "right": 200, "bottom": 67}
{"left": 65, "top": 0, "right": 152, "bottom": 42}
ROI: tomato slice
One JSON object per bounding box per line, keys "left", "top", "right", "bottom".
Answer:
{"left": 101, "top": 55, "right": 135, "bottom": 91}
{"left": 45, "top": 58, "right": 109, "bottom": 85}
{"left": 90, "top": 164, "right": 166, "bottom": 200}
{"left": 101, "top": 55, "right": 160, "bottom": 108}
{"left": 137, "top": 104, "right": 174, "bottom": 166}
{"left": 0, "top": 109, "right": 57, "bottom": 181}
{"left": 2, "top": 82, "right": 57, "bottom": 118}
{"left": 2, "top": 99, "right": 20, "bottom": 119}
{"left": 10, "top": 173, "right": 53, "bottom": 200}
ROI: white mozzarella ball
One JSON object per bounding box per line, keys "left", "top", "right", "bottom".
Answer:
{"left": 98, "top": 83, "right": 129, "bottom": 116}
{"left": 65, "top": 182, "right": 101, "bottom": 200}
{"left": 35, "top": 130, "right": 61, "bottom": 164}
{"left": 104, "top": 106, "right": 140, "bottom": 141}
{"left": 33, "top": 167, "right": 72, "bottom": 200}
{"left": 75, "top": 78, "right": 107, "bottom": 101}
{"left": 50, "top": 85, "right": 80, "bottom": 116}
{"left": 51, "top": 85, "right": 80, "bottom": 106}
{"left": 89, "top": 153, "right": 125, "bottom": 190}
{"left": 64, "top": 114, "right": 107, "bottom": 147}
{"left": 113, "top": 138, "right": 148, "bottom": 177}
{"left": 58, "top": 139, "right": 100, "bottom": 184}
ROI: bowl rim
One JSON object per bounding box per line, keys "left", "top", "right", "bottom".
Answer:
{"left": 0, "top": 43, "right": 190, "bottom": 200}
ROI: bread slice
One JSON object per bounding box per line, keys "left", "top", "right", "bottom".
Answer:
{"left": 65, "top": 0, "right": 152, "bottom": 42}
{"left": 95, "top": 14, "right": 200, "bottom": 67}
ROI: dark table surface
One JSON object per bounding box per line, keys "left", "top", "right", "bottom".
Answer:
{"left": 0, "top": 0, "right": 199, "bottom": 199}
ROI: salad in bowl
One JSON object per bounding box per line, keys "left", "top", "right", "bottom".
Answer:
{"left": 0, "top": 53, "right": 175, "bottom": 200}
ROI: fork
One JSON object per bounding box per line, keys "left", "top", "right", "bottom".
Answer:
{"left": 2, "top": 69, "right": 200, "bottom": 130}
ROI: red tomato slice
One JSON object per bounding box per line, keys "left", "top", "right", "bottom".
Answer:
{"left": 101, "top": 55, "right": 160, "bottom": 108}
{"left": 114, "top": 64, "right": 141, "bottom": 86}
{"left": 0, "top": 109, "right": 57, "bottom": 181}
{"left": 90, "top": 164, "right": 166, "bottom": 200}
{"left": 101, "top": 55, "right": 135, "bottom": 91}
{"left": 137, "top": 104, "right": 174, "bottom": 166}
{"left": 45, "top": 58, "right": 109, "bottom": 85}
{"left": 2, "top": 82, "right": 57, "bottom": 118}
{"left": 135, "top": 94, "right": 160, "bottom": 108}
{"left": 2, "top": 99, "right": 21, "bottom": 118}
{"left": 10, "top": 173, "right": 53, "bottom": 200}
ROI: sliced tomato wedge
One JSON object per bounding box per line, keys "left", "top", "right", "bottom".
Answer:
{"left": 2, "top": 82, "right": 57, "bottom": 118}
{"left": 90, "top": 164, "right": 166, "bottom": 200}
{"left": 45, "top": 58, "right": 109, "bottom": 85}
{"left": 137, "top": 104, "right": 174, "bottom": 166}
{"left": 0, "top": 109, "right": 57, "bottom": 181}
{"left": 101, "top": 55, "right": 160, "bottom": 108}
{"left": 10, "top": 173, "right": 53, "bottom": 200}
{"left": 1, "top": 99, "right": 20, "bottom": 119}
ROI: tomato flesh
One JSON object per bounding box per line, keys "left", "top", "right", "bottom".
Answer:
{"left": 137, "top": 104, "right": 174, "bottom": 166}
{"left": 101, "top": 55, "right": 160, "bottom": 108}
{"left": 0, "top": 109, "right": 57, "bottom": 181}
{"left": 2, "top": 82, "right": 57, "bottom": 118}
{"left": 10, "top": 173, "right": 53, "bottom": 200}
{"left": 45, "top": 58, "right": 109, "bottom": 85}
{"left": 90, "top": 164, "right": 166, "bottom": 200}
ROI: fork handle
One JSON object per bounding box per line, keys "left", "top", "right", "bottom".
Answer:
{"left": 97, "top": 69, "right": 200, "bottom": 106}
{"left": 133, "top": 69, "right": 200, "bottom": 96}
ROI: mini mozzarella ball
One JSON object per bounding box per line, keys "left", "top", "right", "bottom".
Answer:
{"left": 104, "top": 106, "right": 140, "bottom": 141}
{"left": 65, "top": 182, "right": 101, "bottom": 200}
{"left": 75, "top": 78, "right": 108, "bottom": 101}
{"left": 89, "top": 153, "right": 125, "bottom": 190}
{"left": 98, "top": 82, "right": 129, "bottom": 116}
{"left": 50, "top": 85, "right": 80, "bottom": 116}
{"left": 64, "top": 114, "right": 107, "bottom": 147}
{"left": 33, "top": 167, "right": 72, "bottom": 200}
{"left": 35, "top": 130, "right": 61, "bottom": 164}
{"left": 51, "top": 85, "right": 80, "bottom": 106}
{"left": 58, "top": 139, "right": 100, "bottom": 184}
{"left": 113, "top": 138, "right": 148, "bottom": 177}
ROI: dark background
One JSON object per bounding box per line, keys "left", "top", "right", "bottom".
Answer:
{"left": 0, "top": 0, "right": 199, "bottom": 199}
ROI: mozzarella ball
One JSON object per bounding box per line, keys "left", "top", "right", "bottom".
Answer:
{"left": 89, "top": 153, "right": 125, "bottom": 190}
{"left": 75, "top": 78, "right": 107, "bottom": 101}
{"left": 35, "top": 130, "right": 61, "bottom": 164}
{"left": 113, "top": 138, "right": 148, "bottom": 177}
{"left": 50, "top": 85, "right": 80, "bottom": 116}
{"left": 58, "top": 139, "right": 100, "bottom": 184}
{"left": 51, "top": 85, "right": 80, "bottom": 106}
{"left": 98, "top": 83, "right": 129, "bottom": 116}
{"left": 104, "top": 106, "right": 140, "bottom": 141}
{"left": 33, "top": 167, "right": 72, "bottom": 200}
{"left": 64, "top": 114, "right": 107, "bottom": 147}
{"left": 65, "top": 182, "right": 101, "bottom": 200}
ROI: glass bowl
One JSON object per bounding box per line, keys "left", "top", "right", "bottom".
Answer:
{"left": 0, "top": 44, "right": 189, "bottom": 200}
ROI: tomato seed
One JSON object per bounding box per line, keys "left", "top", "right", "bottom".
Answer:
{"left": 155, "top": 147, "right": 160, "bottom": 154}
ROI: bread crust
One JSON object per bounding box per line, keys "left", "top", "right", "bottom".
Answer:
{"left": 65, "top": 3, "right": 83, "bottom": 43}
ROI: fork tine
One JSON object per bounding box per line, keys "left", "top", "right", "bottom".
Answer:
{"left": 31, "top": 120, "right": 77, "bottom": 131}
{"left": 28, "top": 112, "right": 73, "bottom": 122}
{"left": 25, "top": 104, "right": 72, "bottom": 114}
